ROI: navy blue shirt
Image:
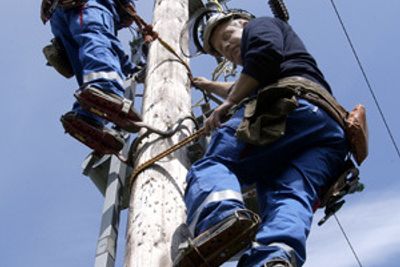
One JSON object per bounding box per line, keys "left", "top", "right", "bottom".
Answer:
{"left": 241, "top": 17, "right": 332, "bottom": 93}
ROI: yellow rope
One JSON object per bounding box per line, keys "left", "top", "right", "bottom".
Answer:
{"left": 129, "top": 128, "right": 206, "bottom": 189}
{"left": 210, "top": 0, "right": 223, "bottom": 11}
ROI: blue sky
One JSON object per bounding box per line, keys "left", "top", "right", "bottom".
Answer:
{"left": 1, "top": 1, "right": 399, "bottom": 267}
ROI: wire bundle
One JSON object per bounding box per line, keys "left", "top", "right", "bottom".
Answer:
{"left": 268, "top": 0, "right": 289, "bottom": 22}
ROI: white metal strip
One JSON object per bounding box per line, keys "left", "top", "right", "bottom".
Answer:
{"left": 268, "top": 242, "right": 295, "bottom": 254}
{"left": 267, "top": 242, "right": 297, "bottom": 267}
{"left": 121, "top": 98, "right": 133, "bottom": 114}
{"left": 188, "top": 189, "right": 243, "bottom": 234}
{"left": 83, "top": 71, "right": 123, "bottom": 86}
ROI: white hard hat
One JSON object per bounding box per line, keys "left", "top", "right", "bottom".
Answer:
{"left": 202, "top": 11, "right": 253, "bottom": 56}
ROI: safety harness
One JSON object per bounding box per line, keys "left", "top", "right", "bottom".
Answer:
{"left": 236, "top": 76, "right": 368, "bottom": 166}
{"left": 126, "top": 76, "right": 368, "bottom": 227}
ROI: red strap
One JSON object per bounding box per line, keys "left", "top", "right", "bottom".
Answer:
{"left": 312, "top": 199, "right": 321, "bottom": 212}
{"left": 79, "top": 5, "right": 84, "bottom": 27}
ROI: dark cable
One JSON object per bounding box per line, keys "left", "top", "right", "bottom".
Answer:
{"left": 329, "top": 0, "right": 400, "bottom": 160}
{"left": 334, "top": 214, "right": 363, "bottom": 267}
{"left": 268, "top": 0, "right": 290, "bottom": 22}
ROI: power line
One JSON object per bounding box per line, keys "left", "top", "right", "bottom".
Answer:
{"left": 329, "top": 0, "right": 400, "bottom": 160}
{"left": 334, "top": 214, "right": 363, "bottom": 267}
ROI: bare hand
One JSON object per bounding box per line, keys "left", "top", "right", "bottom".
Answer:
{"left": 192, "top": 77, "right": 213, "bottom": 92}
{"left": 204, "top": 100, "right": 235, "bottom": 135}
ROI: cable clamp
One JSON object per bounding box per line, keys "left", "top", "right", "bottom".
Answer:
{"left": 122, "top": 98, "right": 133, "bottom": 114}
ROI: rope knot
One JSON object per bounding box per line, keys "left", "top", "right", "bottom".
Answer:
{"left": 142, "top": 24, "right": 158, "bottom": 43}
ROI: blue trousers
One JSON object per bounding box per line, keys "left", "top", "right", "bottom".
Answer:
{"left": 185, "top": 99, "right": 349, "bottom": 266}
{"left": 50, "top": 2, "right": 133, "bottom": 124}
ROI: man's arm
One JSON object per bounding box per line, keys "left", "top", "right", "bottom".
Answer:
{"left": 204, "top": 73, "right": 259, "bottom": 134}
{"left": 192, "top": 77, "right": 234, "bottom": 99}
{"left": 225, "top": 73, "right": 259, "bottom": 104}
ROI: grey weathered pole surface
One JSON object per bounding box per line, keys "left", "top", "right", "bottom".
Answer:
{"left": 124, "top": 0, "right": 192, "bottom": 266}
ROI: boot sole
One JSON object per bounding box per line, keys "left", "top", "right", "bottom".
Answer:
{"left": 175, "top": 210, "right": 260, "bottom": 267}
{"left": 75, "top": 87, "right": 142, "bottom": 133}
{"left": 61, "top": 113, "right": 124, "bottom": 154}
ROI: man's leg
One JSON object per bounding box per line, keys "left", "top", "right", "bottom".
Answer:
{"left": 175, "top": 125, "right": 260, "bottom": 266}
{"left": 186, "top": 156, "right": 245, "bottom": 236}
{"left": 186, "top": 113, "right": 250, "bottom": 234}
{"left": 68, "top": 4, "right": 126, "bottom": 95}
{"left": 50, "top": 6, "right": 127, "bottom": 153}
{"left": 236, "top": 99, "right": 349, "bottom": 267}
{"left": 238, "top": 143, "right": 347, "bottom": 267}
{"left": 64, "top": 4, "right": 142, "bottom": 132}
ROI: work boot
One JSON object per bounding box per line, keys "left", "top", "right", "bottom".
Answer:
{"left": 74, "top": 86, "right": 142, "bottom": 133}
{"left": 264, "top": 259, "right": 293, "bottom": 267}
{"left": 173, "top": 209, "right": 260, "bottom": 267}
{"left": 61, "top": 111, "right": 124, "bottom": 155}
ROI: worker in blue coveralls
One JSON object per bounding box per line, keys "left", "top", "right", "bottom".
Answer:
{"left": 174, "top": 12, "right": 350, "bottom": 267}
{"left": 41, "top": 0, "right": 142, "bottom": 154}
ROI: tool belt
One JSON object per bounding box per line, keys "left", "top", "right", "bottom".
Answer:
{"left": 43, "top": 38, "right": 74, "bottom": 78}
{"left": 236, "top": 76, "right": 368, "bottom": 165}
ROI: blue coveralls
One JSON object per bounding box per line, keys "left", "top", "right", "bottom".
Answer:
{"left": 50, "top": 0, "right": 134, "bottom": 124}
{"left": 185, "top": 17, "right": 349, "bottom": 266}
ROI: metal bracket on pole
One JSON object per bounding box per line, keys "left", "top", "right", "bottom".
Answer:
{"left": 82, "top": 134, "right": 131, "bottom": 267}
{"left": 81, "top": 76, "right": 138, "bottom": 267}
{"left": 95, "top": 143, "right": 129, "bottom": 267}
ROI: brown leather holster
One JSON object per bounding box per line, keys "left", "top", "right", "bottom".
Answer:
{"left": 283, "top": 77, "right": 369, "bottom": 165}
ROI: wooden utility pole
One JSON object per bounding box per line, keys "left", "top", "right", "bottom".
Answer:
{"left": 124, "top": 0, "right": 192, "bottom": 266}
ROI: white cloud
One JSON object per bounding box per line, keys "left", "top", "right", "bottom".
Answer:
{"left": 221, "top": 194, "right": 400, "bottom": 267}
{"left": 305, "top": 194, "right": 400, "bottom": 267}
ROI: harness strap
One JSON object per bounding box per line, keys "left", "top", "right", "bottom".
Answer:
{"left": 272, "top": 76, "right": 368, "bottom": 165}
{"left": 272, "top": 76, "right": 348, "bottom": 128}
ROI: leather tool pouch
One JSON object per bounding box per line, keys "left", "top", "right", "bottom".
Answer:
{"left": 298, "top": 89, "right": 369, "bottom": 166}
{"left": 298, "top": 91, "right": 369, "bottom": 165}
{"left": 344, "top": 104, "right": 368, "bottom": 165}
{"left": 43, "top": 38, "right": 74, "bottom": 78}
{"left": 236, "top": 87, "right": 298, "bottom": 146}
